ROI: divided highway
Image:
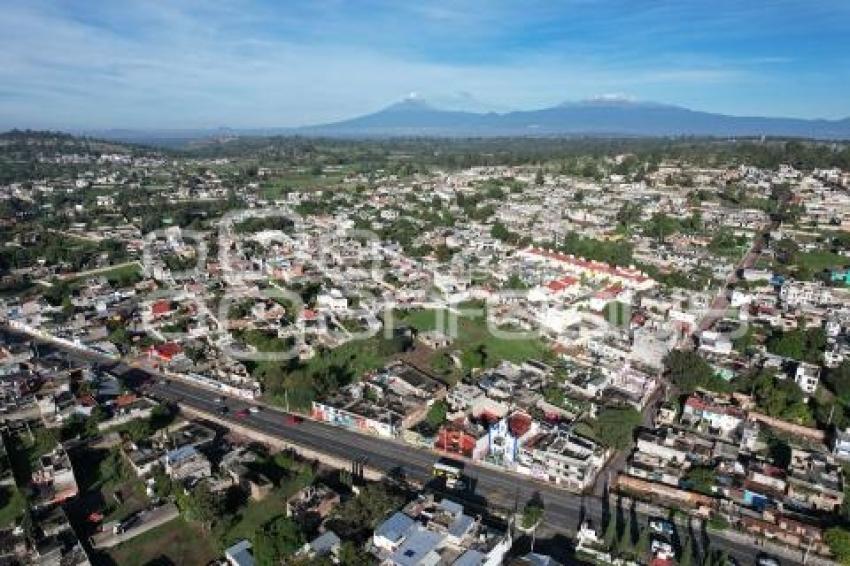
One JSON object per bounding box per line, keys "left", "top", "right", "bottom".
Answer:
{"left": 3, "top": 327, "right": 822, "bottom": 564}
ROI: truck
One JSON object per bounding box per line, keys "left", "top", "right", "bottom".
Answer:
{"left": 433, "top": 458, "right": 466, "bottom": 490}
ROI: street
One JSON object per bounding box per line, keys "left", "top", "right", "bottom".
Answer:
{"left": 4, "top": 326, "right": 825, "bottom": 565}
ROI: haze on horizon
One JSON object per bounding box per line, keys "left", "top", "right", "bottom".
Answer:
{"left": 1, "top": 0, "right": 849, "bottom": 131}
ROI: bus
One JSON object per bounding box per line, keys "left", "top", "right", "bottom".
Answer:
{"left": 433, "top": 458, "right": 464, "bottom": 489}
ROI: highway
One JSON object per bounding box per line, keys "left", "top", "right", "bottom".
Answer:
{"left": 3, "top": 327, "right": 823, "bottom": 565}
{"left": 144, "top": 378, "right": 803, "bottom": 565}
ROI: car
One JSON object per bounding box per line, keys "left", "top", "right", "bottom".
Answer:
{"left": 235, "top": 409, "right": 249, "bottom": 418}
{"left": 284, "top": 414, "right": 303, "bottom": 425}
{"left": 756, "top": 555, "right": 780, "bottom": 566}
{"left": 218, "top": 405, "right": 229, "bottom": 414}
{"left": 248, "top": 406, "right": 261, "bottom": 414}
{"left": 648, "top": 518, "right": 675, "bottom": 536}
{"left": 650, "top": 537, "right": 674, "bottom": 559}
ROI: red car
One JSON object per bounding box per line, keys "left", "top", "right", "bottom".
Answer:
{"left": 235, "top": 408, "right": 249, "bottom": 418}
{"left": 284, "top": 414, "right": 303, "bottom": 425}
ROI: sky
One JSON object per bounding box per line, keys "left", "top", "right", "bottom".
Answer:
{"left": 1, "top": 0, "right": 849, "bottom": 130}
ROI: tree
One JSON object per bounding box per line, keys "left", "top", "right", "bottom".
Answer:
{"left": 332, "top": 484, "right": 404, "bottom": 538}
{"left": 826, "top": 360, "right": 850, "bottom": 403}
{"left": 616, "top": 202, "right": 642, "bottom": 230}
{"left": 617, "top": 511, "right": 633, "bottom": 554}
{"left": 534, "top": 169, "right": 544, "bottom": 185}
{"left": 664, "top": 350, "right": 725, "bottom": 393}
{"left": 337, "top": 541, "right": 373, "bottom": 566}
{"left": 684, "top": 465, "right": 716, "bottom": 495}
{"left": 592, "top": 407, "right": 642, "bottom": 450}
{"left": 825, "top": 527, "right": 850, "bottom": 565}
{"left": 603, "top": 506, "right": 618, "bottom": 550}
{"left": 679, "top": 534, "right": 695, "bottom": 566}
{"left": 603, "top": 301, "right": 631, "bottom": 328}
{"left": 253, "top": 516, "right": 304, "bottom": 566}
{"left": 177, "top": 483, "right": 220, "bottom": 532}
{"left": 635, "top": 526, "right": 650, "bottom": 558}
{"left": 425, "top": 400, "right": 448, "bottom": 428}
{"left": 521, "top": 493, "right": 544, "bottom": 529}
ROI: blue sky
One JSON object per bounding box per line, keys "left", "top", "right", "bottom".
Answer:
{"left": 1, "top": 0, "right": 849, "bottom": 129}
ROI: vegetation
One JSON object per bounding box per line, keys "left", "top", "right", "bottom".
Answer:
{"left": 735, "top": 369, "right": 812, "bottom": 424}
{"left": 253, "top": 516, "right": 304, "bottom": 565}
{"left": 664, "top": 350, "right": 729, "bottom": 393}
{"left": 684, "top": 465, "right": 716, "bottom": 495}
{"left": 766, "top": 325, "right": 826, "bottom": 363}
{"left": 590, "top": 407, "right": 642, "bottom": 450}
{"left": 521, "top": 495, "right": 544, "bottom": 529}
{"left": 826, "top": 526, "right": 850, "bottom": 565}
{"left": 327, "top": 483, "right": 404, "bottom": 541}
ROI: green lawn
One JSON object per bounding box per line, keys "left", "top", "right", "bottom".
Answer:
{"left": 219, "top": 451, "right": 315, "bottom": 548}
{"left": 261, "top": 172, "right": 348, "bottom": 199}
{"left": 795, "top": 250, "right": 849, "bottom": 272}
{"left": 69, "top": 447, "right": 149, "bottom": 523}
{"left": 5, "top": 428, "right": 60, "bottom": 486}
{"left": 397, "top": 304, "right": 547, "bottom": 373}
{"left": 105, "top": 517, "right": 218, "bottom": 566}
{"left": 0, "top": 486, "right": 26, "bottom": 528}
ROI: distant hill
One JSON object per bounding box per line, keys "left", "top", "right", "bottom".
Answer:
{"left": 72, "top": 98, "right": 850, "bottom": 143}
{"left": 297, "top": 97, "right": 850, "bottom": 139}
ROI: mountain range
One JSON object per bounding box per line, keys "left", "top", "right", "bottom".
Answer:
{"left": 82, "top": 98, "right": 850, "bottom": 143}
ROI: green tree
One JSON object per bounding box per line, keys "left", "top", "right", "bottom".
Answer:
{"left": 253, "top": 516, "right": 304, "bottom": 566}
{"left": 425, "top": 400, "right": 448, "bottom": 428}
{"left": 534, "top": 169, "right": 544, "bottom": 185}
{"left": 684, "top": 465, "right": 716, "bottom": 495}
{"left": 664, "top": 350, "right": 725, "bottom": 393}
{"left": 177, "top": 483, "right": 220, "bottom": 532}
{"left": 679, "top": 534, "right": 695, "bottom": 566}
{"left": 592, "top": 407, "right": 642, "bottom": 450}
{"left": 338, "top": 541, "right": 373, "bottom": 566}
{"left": 521, "top": 495, "right": 544, "bottom": 529}
{"left": 635, "top": 526, "right": 650, "bottom": 558}
{"left": 826, "top": 360, "right": 850, "bottom": 403}
{"left": 603, "top": 508, "right": 618, "bottom": 550}
{"left": 825, "top": 527, "right": 850, "bottom": 565}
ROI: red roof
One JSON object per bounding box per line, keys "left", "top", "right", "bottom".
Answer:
{"left": 151, "top": 342, "right": 183, "bottom": 360}
{"left": 78, "top": 394, "right": 97, "bottom": 407}
{"left": 525, "top": 247, "right": 650, "bottom": 283}
{"left": 151, "top": 300, "right": 172, "bottom": 316}
{"left": 508, "top": 413, "right": 532, "bottom": 437}
{"left": 546, "top": 276, "right": 579, "bottom": 292}
{"left": 301, "top": 309, "right": 318, "bottom": 320}
{"left": 115, "top": 393, "right": 137, "bottom": 407}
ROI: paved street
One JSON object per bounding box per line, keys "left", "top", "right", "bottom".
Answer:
{"left": 145, "top": 378, "right": 811, "bottom": 565}
{"left": 4, "top": 327, "right": 823, "bottom": 565}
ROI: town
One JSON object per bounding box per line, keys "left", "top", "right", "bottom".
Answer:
{"left": 2, "top": 133, "right": 850, "bottom": 566}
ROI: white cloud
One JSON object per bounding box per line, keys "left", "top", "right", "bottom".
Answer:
{"left": 0, "top": 1, "right": 845, "bottom": 128}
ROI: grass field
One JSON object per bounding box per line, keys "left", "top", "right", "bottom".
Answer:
{"left": 397, "top": 304, "right": 547, "bottom": 374}
{"left": 795, "top": 250, "right": 849, "bottom": 272}
{"left": 261, "top": 172, "right": 349, "bottom": 199}
{"left": 0, "top": 486, "right": 25, "bottom": 528}
{"left": 105, "top": 517, "right": 217, "bottom": 566}
{"left": 218, "top": 452, "right": 315, "bottom": 548}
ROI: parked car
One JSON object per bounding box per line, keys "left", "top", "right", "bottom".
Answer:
{"left": 284, "top": 414, "right": 303, "bottom": 425}
{"left": 248, "top": 406, "right": 260, "bottom": 413}
{"left": 651, "top": 537, "right": 674, "bottom": 560}
{"left": 649, "top": 517, "right": 675, "bottom": 537}
{"left": 756, "top": 555, "right": 780, "bottom": 566}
